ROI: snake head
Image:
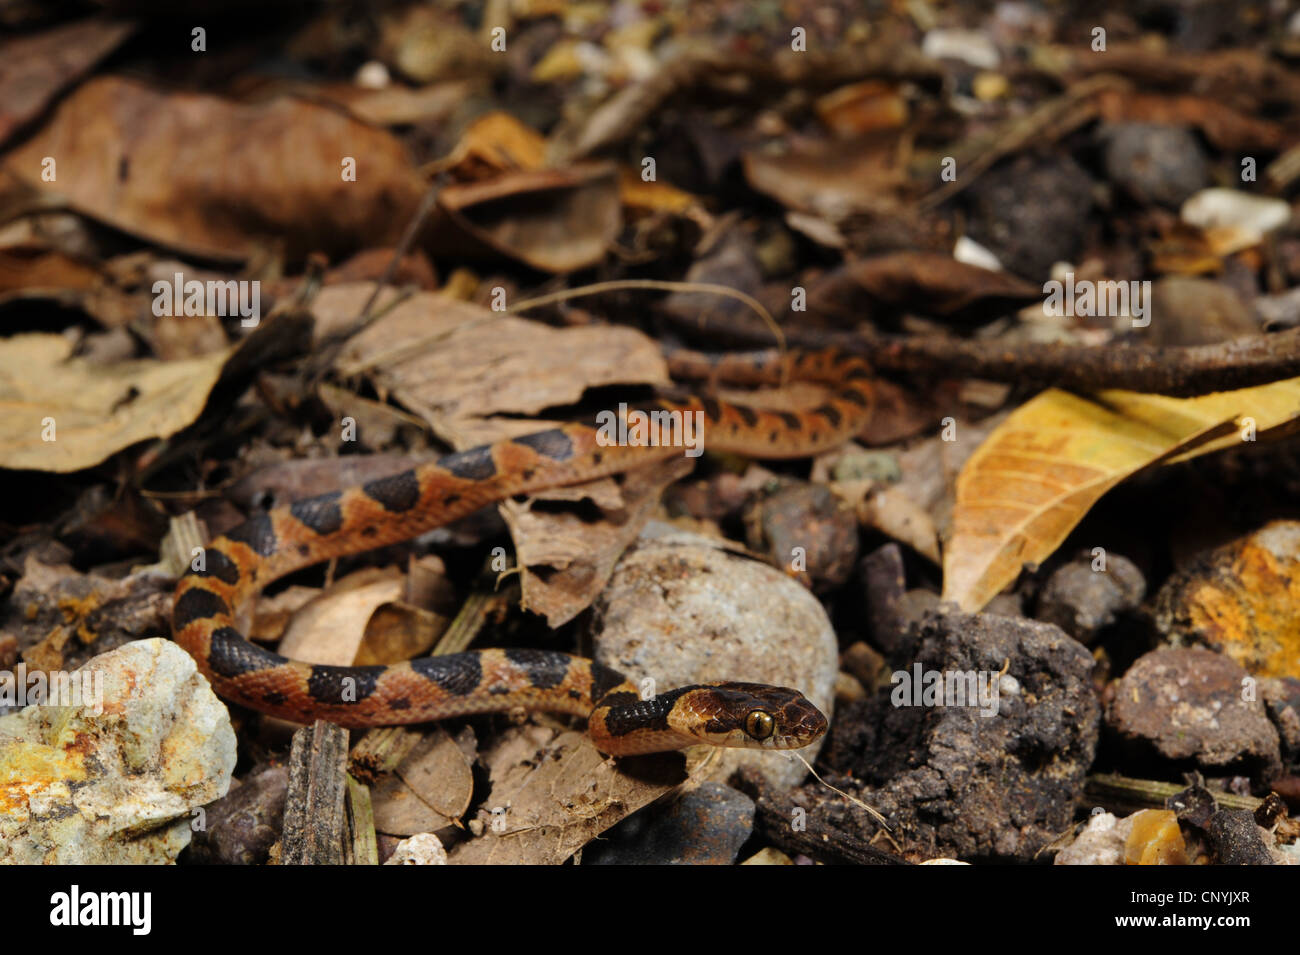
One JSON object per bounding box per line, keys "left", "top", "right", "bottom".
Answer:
{"left": 671, "top": 683, "right": 828, "bottom": 750}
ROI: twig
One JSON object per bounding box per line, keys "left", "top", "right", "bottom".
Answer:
{"left": 281, "top": 720, "right": 350, "bottom": 865}
{"left": 1085, "top": 772, "right": 1262, "bottom": 815}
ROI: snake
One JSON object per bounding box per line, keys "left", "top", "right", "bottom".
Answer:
{"left": 172, "top": 348, "right": 873, "bottom": 756}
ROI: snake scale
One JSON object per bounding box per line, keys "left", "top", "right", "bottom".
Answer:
{"left": 172, "top": 349, "right": 873, "bottom": 755}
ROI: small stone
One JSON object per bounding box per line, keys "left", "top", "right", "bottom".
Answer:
{"left": 743, "top": 481, "right": 859, "bottom": 591}
{"left": 1151, "top": 521, "right": 1300, "bottom": 679}
{"left": 581, "top": 782, "right": 755, "bottom": 865}
{"left": 1181, "top": 188, "right": 1292, "bottom": 244}
{"left": 1206, "top": 809, "right": 1277, "bottom": 865}
{"left": 1055, "top": 812, "right": 1123, "bottom": 865}
{"left": 1103, "top": 124, "right": 1210, "bottom": 208}
{"left": 1106, "top": 647, "right": 1281, "bottom": 777}
{"left": 1057, "top": 809, "right": 1188, "bottom": 865}
{"left": 384, "top": 832, "right": 448, "bottom": 865}
{"left": 859, "top": 543, "right": 907, "bottom": 656}
{"left": 964, "top": 154, "right": 1095, "bottom": 280}
{"left": 1035, "top": 552, "right": 1145, "bottom": 643}
{"left": 842, "top": 641, "right": 887, "bottom": 690}
{"left": 592, "top": 525, "right": 839, "bottom": 789}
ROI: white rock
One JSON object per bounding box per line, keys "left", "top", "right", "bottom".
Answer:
{"left": 922, "top": 29, "right": 1001, "bottom": 70}
{"left": 384, "top": 832, "right": 448, "bottom": 864}
{"left": 0, "top": 638, "right": 236, "bottom": 863}
{"left": 591, "top": 523, "right": 839, "bottom": 788}
{"left": 1054, "top": 811, "right": 1122, "bottom": 865}
{"left": 1180, "top": 188, "right": 1292, "bottom": 245}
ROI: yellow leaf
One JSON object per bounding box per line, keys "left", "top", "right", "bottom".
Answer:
{"left": 942, "top": 377, "right": 1300, "bottom": 612}
{"left": 0, "top": 333, "right": 230, "bottom": 472}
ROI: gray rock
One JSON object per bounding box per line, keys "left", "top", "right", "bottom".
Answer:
{"left": 1103, "top": 123, "right": 1210, "bottom": 208}
{"left": 964, "top": 154, "right": 1094, "bottom": 280}
{"left": 1106, "top": 647, "right": 1281, "bottom": 777}
{"left": 591, "top": 523, "right": 838, "bottom": 788}
{"left": 582, "top": 782, "right": 755, "bottom": 865}
{"left": 1035, "top": 551, "right": 1145, "bottom": 643}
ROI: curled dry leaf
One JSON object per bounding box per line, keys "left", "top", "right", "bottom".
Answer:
{"left": 0, "top": 333, "right": 229, "bottom": 472}
{"left": 275, "top": 567, "right": 405, "bottom": 666}
{"left": 4, "top": 76, "right": 426, "bottom": 261}
{"left": 942, "top": 378, "right": 1300, "bottom": 612}
{"left": 448, "top": 727, "right": 683, "bottom": 865}
{"left": 430, "top": 163, "right": 622, "bottom": 273}
{"left": 742, "top": 136, "right": 908, "bottom": 220}
{"left": 808, "top": 251, "right": 1042, "bottom": 325}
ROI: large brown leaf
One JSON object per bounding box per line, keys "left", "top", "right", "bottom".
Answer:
{"left": 3, "top": 76, "right": 426, "bottom": 261}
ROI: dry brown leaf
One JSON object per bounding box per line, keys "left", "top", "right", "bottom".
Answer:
{"left": 0, "top": 18, "right": 136, "bottom": 147}
{"left": 448, "top": 726, "right": 682, "bottom": 865}
{"left": 434, "top": 110, "right": 547, "bottom": 179}
{"left": 0, "top": 333, "right": 229, "bottom": 472}
{"left": 317, "top": 79, "right": 474, "bottom": 128}
{"left": 356, "top": 602, "right": 448, "bottom": 665}
{"left": 942, "top": 378, "right": 1300, "bottom": 611}
{"left": 809, "top": 252, "right": 1043, "bottom": 325}
{"left": 743, "top": 136, "right": 907, "bottom": 220}
{"left": 1094, "top": 88, "right": 1285, "bottom": 152}
{"left": 814, "top": 80, "right": 910, "bottom": 137}
{"left": 276, "top": 567, "right": 403, "bottom": 666}
{"left": 327, "top": 285, "right": 668, "bottom": 444}
{"left": 4, "top": 76, "right": 426, "bottom": 261}
{"left": 370, "top": 727, "right": 475, "bottom": 837}
{"left": 504, "top": 456, "right": 696, "bottom": 627}
{"left": 430, "top": 163, "right": 622, "bottom": 273}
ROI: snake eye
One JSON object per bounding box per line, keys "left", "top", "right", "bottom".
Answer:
{"left": 744, "top": 709, "right": 775, "bottom": 740}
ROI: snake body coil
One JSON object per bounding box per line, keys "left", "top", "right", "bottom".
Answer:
{"left": 172, "top": 349, "right": 872, "bottom": 755}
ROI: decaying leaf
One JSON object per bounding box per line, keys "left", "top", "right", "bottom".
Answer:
{"left": 430, "top": 163, "right": 623, "bottom": 273}
{"left": 504, "top": 456, "right": 695, "bottom": 627}
{"left": 369, "top": 727, "right": 475, "bottom": 837}
{"left": 448, "top": 726, "right": 682, "bottom": 865}
{"left": 809, "top": 252, "right": 1042, "bottom": 325}
{"left": 275, "top": 567, "right": 405, "bottom": 666}
{"left": 0, "top": 333, "right": 229, "bottom": 472}
{"left": 3, "top": 76, "right": 426, "bottom": 261}
{"left": 327, "top": 284, "right": 669, "bottom": 444}
{"left": 942, "top": 378, "right": 1300, "bottom": 612}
